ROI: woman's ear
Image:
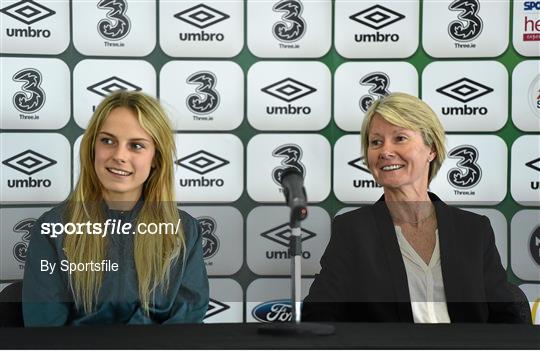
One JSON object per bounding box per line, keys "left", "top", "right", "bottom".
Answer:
{"left": 428, "top": 148, "right": 436, "bottom": 162}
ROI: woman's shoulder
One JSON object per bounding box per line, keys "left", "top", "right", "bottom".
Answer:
{"left": 35, "top": 201, "right": 70, "bottom": 224}
{"left": 177, "top": 209, "right": 200, "bottom": 244}
{"left": 334, "top": 206, "right": 374, "bottom": 224}
{"left": 441, "top": 202, "right": 488, "bottom": 225}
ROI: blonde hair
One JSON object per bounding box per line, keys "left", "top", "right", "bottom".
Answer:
{"left": 64, "top": 91, "right": 184, "bottom": 314}
{"left": 360, "top": 92, "right": 446, "bottom": 183}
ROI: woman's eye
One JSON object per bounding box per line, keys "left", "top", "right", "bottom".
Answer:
{"left": 397, "top": 135, "right": 408, "bottom": 142}
{"left": 100, "top": 138, "right": 113, "bottom": 145}
{"left": 370, "top": 140, "right": 381, "bottom": 146}
{"left": 131, "top": 143, "right": 144, "bottom": 150}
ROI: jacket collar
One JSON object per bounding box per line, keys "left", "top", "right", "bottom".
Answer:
{"left": 372, "top": 192, "right": 460, "bottom": 322}
{"left": 102, "top": 196, "right": 144, "bottom": 221}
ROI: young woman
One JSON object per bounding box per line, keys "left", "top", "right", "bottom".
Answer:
{"left": 23, "top": 91, "right": 208, "bottom": 326}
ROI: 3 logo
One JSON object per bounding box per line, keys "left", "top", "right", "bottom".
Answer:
{"left": 198, "top": 216, "right": 219, "bottom": 259}
{"left": 448, "top": 0, "right": 483, "bottom": 42}
{"left": 359, "top": 72, "right": 390, "bottom": 112}
{"left": 252, "top": 300, "right": 292, "bottom": 322}
{"left": 530, "top": 226, "right": 540, "bottom": 265}
{"left": 447, "top": 145, "right": 482, "bottom": 189}
{"left": 186, "top": 71, "right": 220, "bottom": 115}
{"left": 12, "top": 68, "right": 45, "bottom": 114}
{"left": 97, "top": 0, "right": 130, "bottom": 41}
{"left": 12, "top": 218, "right": 35, "bottom": 263}
{"left": 272, "top": 144, "right": 305, "bottom": 186}
{"left": 204, "top": 298, "right": 230, "bottom": 319}
{"left": 272, "top": 0, "right": 306, "bottom": 43}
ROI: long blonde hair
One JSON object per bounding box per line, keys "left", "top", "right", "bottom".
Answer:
{"left": 64, "top": 91, "right": 184, "bottom": 314}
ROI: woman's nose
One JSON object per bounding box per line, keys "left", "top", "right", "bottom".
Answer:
{"left": 378, "top": 145, "right": 395, "bottom": 159}
{"left": 112, "top": 145, "right": 128, "bottom": 163}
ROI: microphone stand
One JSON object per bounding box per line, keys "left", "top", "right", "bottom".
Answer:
{"left": 258, "top": 176, "right": 334, "bottom": 336}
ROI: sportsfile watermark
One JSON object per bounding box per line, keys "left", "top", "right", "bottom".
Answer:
{"left": 41, "top": 218, "right": 182, "bottom": 238}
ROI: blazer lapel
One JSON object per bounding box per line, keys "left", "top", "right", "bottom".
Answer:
{"left": 429, "top": 192, "right": 464, "bottom": 322}
{"left": 372, "top": 196, "right": 413, "bottom": 322}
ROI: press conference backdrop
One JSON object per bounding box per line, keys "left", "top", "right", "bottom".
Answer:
{"left": 0, "top": 0, "right": 539, "bottom": 324}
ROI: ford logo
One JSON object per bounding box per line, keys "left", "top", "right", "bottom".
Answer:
{"left": 252, "top": 299, "right": 292, "bottom": 322}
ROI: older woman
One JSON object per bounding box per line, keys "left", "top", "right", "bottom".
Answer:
{"left": 302, "top": 93, "right": 526, "bottom": 323}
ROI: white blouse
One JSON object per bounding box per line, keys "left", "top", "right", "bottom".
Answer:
{"left": 395, "top": 226, "right": 451, "bottom": 323}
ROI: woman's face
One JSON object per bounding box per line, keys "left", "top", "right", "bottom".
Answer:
{"left": 367, "top": 114, "right": 435, "bottom": 193}
{"left": 94, "top": 106, "right": 156, "bottom": 203}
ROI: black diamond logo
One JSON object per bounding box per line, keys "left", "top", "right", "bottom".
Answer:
{"left": 261, "top": 78, "right": 317, "bottom": 103}
{"left": 174, "top": 4, "right": 229, "bottom": 29}
{"left": 349, "top": 5, "right": 405, "bottom": 30}
{"left": 87, "top": 77, "right": 142, "bottom": 97}
{"left": 436, "top": 78, "right": 493, "bottom": 103}
{"left": 3, "top": 150, "right": 57, "bottom": 175}
{"left": 176, "top": 150, "right": 229, "bottom": 175}
{"left": 261, "top": 223, "right": 316, "bottom": 247}
{"left": 348, "top": 157, "right": 371, "bottom": 174}
{"left": 204, "top": 298, "right": 230, "bottom": 319}
{"left": 526, "top": 157, "right": 540, "bottom": 172}
{"left": 1, "top": 0, "right": 55, "bottom": 25}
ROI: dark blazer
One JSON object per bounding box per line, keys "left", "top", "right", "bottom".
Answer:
{"left": 302, "top": 193, "right": 527, "bottom": 323}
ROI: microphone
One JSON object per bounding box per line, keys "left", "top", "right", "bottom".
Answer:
{"left": 280, "top": 167, "right": 308, "bottom": 225}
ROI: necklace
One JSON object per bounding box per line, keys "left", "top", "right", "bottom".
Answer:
{"left": 392, "top": 209, "right": 435, "bottom": 224}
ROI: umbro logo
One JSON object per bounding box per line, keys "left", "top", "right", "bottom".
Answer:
{"left": 174, "top": 4, "right": 229, "bottom": 29}
{"left": 261, "top": 78, "right": 316, "bottom": 103}
{"left": 526, "top": 157, "right": 540, "bottom": 172}
{"left": 436, "top": 78, "right": 493, "bottom": 103}
{"left": 87, "top": 77, "right": 142, "bottom": 97}
{"left": 348, "top": 157, "right": 371, "bottom": 174}
{"left": 0, "top": 0, "right": 55, "bottom": 25}
{"left": 176, "top": 150, "right": 229, "bottom": 175}
{"left": 204, "top": 298, "right": 230, "bottom": 319}
{"left": 349, "top": 5, "right": 405, "bottom": 30}
{"left": 3, "top": 149, "right": 57, "bottom": 175}
{"left": 260, "top": 223, "right": 316, "bottom": 247}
